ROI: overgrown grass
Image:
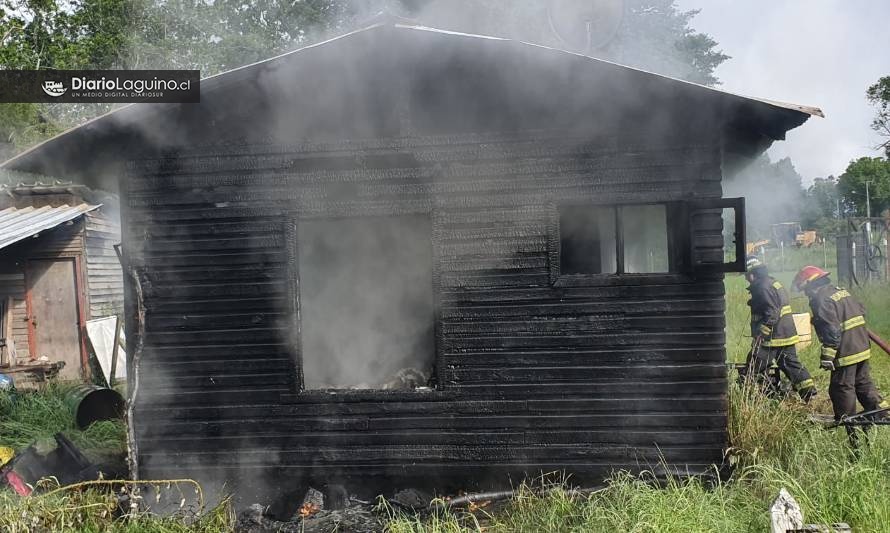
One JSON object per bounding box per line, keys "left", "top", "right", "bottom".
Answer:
{"left": 0, "top": 382, "right": 126, "bottom": 461}
{"left": 0, "top": 385, "right": 233, "bottom": 531}
{"left": 0, "top": 484, "right": 235, "bottom": 532}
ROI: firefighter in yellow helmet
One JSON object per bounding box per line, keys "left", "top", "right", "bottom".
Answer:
{"left": 744, "top": 256, "right": 816, "bottom": 400}
{"left": 794, "top": 266, "right": 888, "bottom": 425}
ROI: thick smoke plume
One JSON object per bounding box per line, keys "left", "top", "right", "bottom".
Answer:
{"left": 298, "top": 216, "right": 435, "bottom": 389}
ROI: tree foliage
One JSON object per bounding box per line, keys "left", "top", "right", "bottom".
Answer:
{"left": 393, "top": 0, "right": 728, "bottom": 86}
{"left": 867, "top": 76, "right": 890, "bottom": 158}
{"left": 0, "top": 0, "right": 728, "bottom": 157}
{"left": 0, "top": 0, "right": 141, "bottom": 153}
{"left": 838, "top": 156, "right": 890, "bottom": 218}
{"left": 131, "top": 0, "right": 355, "bottom": 74}
{"left": 800, "top": 176, "right": 844, "bottom": 236}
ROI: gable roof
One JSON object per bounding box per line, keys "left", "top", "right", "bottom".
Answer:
{"left": 0, "top": 19, "right": 822, "bottom": 188}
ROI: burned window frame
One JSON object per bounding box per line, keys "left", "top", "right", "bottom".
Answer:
{"left": 550, "top": 201, "right": 686, "bottom": 286}
{"left": 284, "top": 213, "right": 440, "bottom": 394}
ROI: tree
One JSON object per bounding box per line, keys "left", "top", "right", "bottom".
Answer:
{"left": 394, "top": 0, "right": 728, "bottom": 86}
{"left": 608, "top": 1, "right": 729, "bottom": 86}
{"left": 0, "top": 103, "right": 62, "bottom": 158}
{"left": 867, "top": 76, "right": 890, "bottom": 158}
{"left": 0, "top": 0, "right": 352, "bottom": 153}
{"left": 1, "top": 0, "right": 728, "bottom": 158}
{"left": 0, "top": 0, "right": 144, "bottom": 152}
{"left": 800, "top": 176, "right": 844, "bottom": 236}
{"left": 132, "top": 0, "right": 355, "bottom": 75}
{"left": 838, "top": 157, "right": 890, "bottom": 218}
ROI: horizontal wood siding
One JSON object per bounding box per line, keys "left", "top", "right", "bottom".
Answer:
{"left": 126, "top": 134, "right": 727, "bottom": 496}
{"left": 0, "top": 270, "right": 27, "bottom": 362}
{"left": 84, "top": 209, "right": 124, "bottom": 318}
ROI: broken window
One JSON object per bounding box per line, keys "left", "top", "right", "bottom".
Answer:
{"left": 297, "top": 216, "right": 435, "bottom": 390}
{"left": 559, "top": 204, "right": 672, "bottom": 275}
{"left": 559, "top": 206, "right": 617, "bottom": 274}
{"left": 622, "top": 205, "right": 670, "bottom": 273}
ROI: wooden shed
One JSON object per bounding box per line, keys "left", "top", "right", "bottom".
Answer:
{"left": 1, "top": 19, "right": 820, "bottom": 505}
{"left": 0, "top": 183, "right": 123, "bottom": 381}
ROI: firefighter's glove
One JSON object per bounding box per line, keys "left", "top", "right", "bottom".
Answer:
{"left": 759, "top": 324, "right": 772, "bottom": 337}
{"left": 820, "top": 346, "right": 837, "bottom": 371}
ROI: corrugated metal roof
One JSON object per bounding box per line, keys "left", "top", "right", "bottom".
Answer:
{"left": 0, "top": 203, "right": 100, "bottom": 250}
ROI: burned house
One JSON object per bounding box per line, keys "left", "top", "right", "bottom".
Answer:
{"left": 0, "top": 182, "right": 123, "bottom": 382}
{"left": 1, "top": 20, "right": 820, "bottom": 503}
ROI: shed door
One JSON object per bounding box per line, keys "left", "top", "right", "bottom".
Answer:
{"left": 27, "top": 259, "right": 83, "bottom": 379}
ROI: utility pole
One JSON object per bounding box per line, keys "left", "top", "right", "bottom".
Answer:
{"left": 866, "top": 181, "right": 873, "bottom": 239}
{"left": 866, "top": 181, "right": 872, "bottom": 218}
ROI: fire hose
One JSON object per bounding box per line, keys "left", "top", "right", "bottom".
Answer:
{"left": 868, "top": 329, "right": 890, "bottom": 357}
{"left": 830, "top": 406, "right": 890, "bottom": 428}
{"left": 433, "top": 485, "right": 607, "bottom": 509}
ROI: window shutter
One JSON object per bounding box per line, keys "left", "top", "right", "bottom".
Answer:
{"left": 686, "top": 197, "right": 746, "bottom": 273}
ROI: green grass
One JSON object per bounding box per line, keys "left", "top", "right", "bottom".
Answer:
{"left": 0, "top": 382, "right": 127, "bottom": 461}
{"left": 0, "top": 385, "right": 234, "bottom": 531}
{"left": 0, "top": 485, "right": 235, "bottom": 532}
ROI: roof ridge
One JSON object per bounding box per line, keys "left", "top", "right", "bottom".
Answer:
{"left": 0, "top": 22, "right": 822, "bottom": 180}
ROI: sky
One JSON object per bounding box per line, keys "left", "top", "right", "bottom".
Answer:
{"left": 675, "top": 0, "right": 890, "bottom": 184}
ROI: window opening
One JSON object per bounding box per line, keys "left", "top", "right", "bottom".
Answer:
{"left": 559, "top": 206, "right": 617, "bottom": 274}
{"left": 297, "top": 215, "right": 435, "bottom": 390}
{"left": 559, "top": 204, "right": 672, "bottom": 275}
{"left": 622, "top": 205, "right": 670, "bottom": 273}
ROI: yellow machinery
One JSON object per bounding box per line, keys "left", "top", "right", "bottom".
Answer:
{"left": 795, "top": 230, "right": 817, "bottom": 248}
{"left": 746, "top": 240, "right": 770, "bottom": 255}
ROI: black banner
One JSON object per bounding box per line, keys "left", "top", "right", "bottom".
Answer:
{"left": 0, "top": 70, "right": 200, "bottom": 103}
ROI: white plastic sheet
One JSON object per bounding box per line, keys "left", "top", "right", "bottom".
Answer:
{"left": 86, "top": 316, "right": 126, "bottom": 381}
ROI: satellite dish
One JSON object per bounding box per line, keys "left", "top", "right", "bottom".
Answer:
{"left": 547, "top": 0, "right": 626, "bottom": 54}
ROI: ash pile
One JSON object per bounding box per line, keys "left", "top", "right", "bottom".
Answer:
{"left": 317, "top": 367, "right": 432, "bottom": 391}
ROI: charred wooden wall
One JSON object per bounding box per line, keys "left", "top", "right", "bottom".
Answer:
{"left": 125, "top": 133, "right": 727, "bottom": 502}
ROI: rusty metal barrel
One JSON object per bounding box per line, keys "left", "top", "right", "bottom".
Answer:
{"left": 63, "top": 383, "right": 125, "bottom": 429}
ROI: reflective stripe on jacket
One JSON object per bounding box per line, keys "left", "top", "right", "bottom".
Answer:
{"left": 749, "top": 277, "right": 799, "bottom": 347}
{"left": 809, "top": 285, "right": 870, "bottom": 367}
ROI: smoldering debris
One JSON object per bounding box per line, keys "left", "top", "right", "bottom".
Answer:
{"left": 235, "top": 499, "right": 383, "bottom": 533}
{"left": 234, "top": 486, "right": 437, "bottom": 533}
{"left": 316, "top": 367, "right": 432, "bottom": 391}
{"left": 382, "top": 368, "right": 430, "bottom": 390}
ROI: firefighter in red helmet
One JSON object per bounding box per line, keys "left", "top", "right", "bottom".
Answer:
{"left": 794, "top": 266, "right": 888, "bottom": 427}
{"left": 744, "top": 256, "right": 815, "bottom": 400}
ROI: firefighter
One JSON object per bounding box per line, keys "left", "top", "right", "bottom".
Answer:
{"left": 794, "top": 266, "right": 888, "bottom": 425}
{"left": 744, "top": 256, "right": 816, "bottom": 401}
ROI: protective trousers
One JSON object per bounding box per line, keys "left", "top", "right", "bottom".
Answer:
{"left": 829, "top": 360, "right": 886, "bottom": 420}
{"left": 747, "top": 344, "right": 815, "bottom": 399}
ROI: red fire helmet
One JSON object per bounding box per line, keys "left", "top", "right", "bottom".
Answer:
{"left": 793, "top": 265, "right": 830, "bottom": 291}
